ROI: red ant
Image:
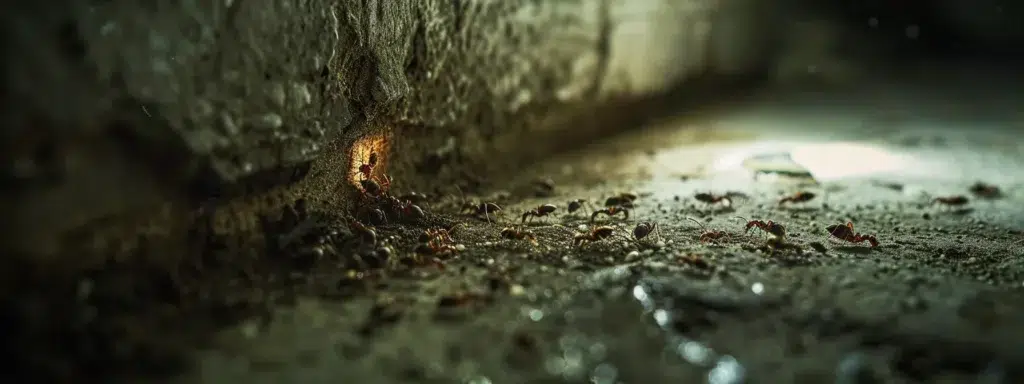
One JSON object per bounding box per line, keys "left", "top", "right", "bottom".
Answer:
{"left": 500, "top": 225, "right": 537, "bottom": 244}
{"left": 382, "top": 194, "right": 425, "bottom": 221}
{"left": 604, "top": 193, "right": 638, "bottom": 208}
{"left": 932, "top": 195, "right": 969, "bottom": 207}
{"left": 632, "top": 221, "right": 661, "bottom": 243}
{"left": 737, "top": 216, "right": 787, "bottom": 238}
{"left": 353, "top": 152, "right": 378, "bottom": 181}
{"left": 522, "top": 204, "right": 557, "bottom": 224}
{"left": 778, "top": 191, "right": 816, "bottom": 206}
{"left": 359, "top": 174, "right": 392, "bottom": 198}
{"left": 415, "top": 238, "right": 460, "bottom": 256}
{"left": 455, "top": 186, "right": 502, "bottom": 223}
{"left": 694, "top": 192, "right": 746, "bottom": 207}
{"left": 591, "top": 206, "right": 630, "bottom": 222}
{"left": 567, "top": 199, "right": 592, "bottom": 214}
{"left": 462, "top": 202, "right": 502, "bottom": 223}
{"left": 969, "top": 182, "right": 1002, "bottom": 199}
{"left": 573, "top": 226, "right": 616, "bottom": 247}
{"left": 420, "top": 224, "right": 460, "bottom": 244}
{"left": 825, "top": 221, "right": 878, "bottom": 247}
{"left": 349, "top": 220, "right": 378, "bottom": 246}
{"left": 687, "top": 217, "right": 728, "bottom": 244}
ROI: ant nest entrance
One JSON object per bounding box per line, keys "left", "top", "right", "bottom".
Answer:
{"left": 348, "top": 132, "right": 392, "bottom": 192}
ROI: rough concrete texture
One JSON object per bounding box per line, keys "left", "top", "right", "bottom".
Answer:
{"left": 0, "top": 0, "right": 775, "bottom": 261}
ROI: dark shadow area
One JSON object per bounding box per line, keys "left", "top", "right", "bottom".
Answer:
{"left": 4, "top": 0, "right": 1024, "bottom": 383}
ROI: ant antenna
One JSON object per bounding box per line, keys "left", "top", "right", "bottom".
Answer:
{"left": 686, "top": 217, "right": 707, "bottom": 229}
{"left": 733, "top": 216, "right": 750, "bottom": 223}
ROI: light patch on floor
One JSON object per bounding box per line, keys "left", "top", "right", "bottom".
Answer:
{"left": 788, "top": 142, "right": 914, "bottom": 181}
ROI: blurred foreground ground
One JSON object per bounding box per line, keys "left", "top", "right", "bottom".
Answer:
{"left": 182, "top": 75, "right": 1024, "bottom": 383}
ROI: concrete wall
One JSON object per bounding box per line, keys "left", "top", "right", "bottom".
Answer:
{"left": 0, "top": 0, "right": 778, "bottom": 265}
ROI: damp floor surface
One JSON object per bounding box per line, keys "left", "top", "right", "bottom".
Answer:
{"left": 181, "top": 74, "right": 1024, "bottom": 384}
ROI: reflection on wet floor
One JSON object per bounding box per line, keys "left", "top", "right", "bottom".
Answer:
{"left": 632, "top": 280, "right": 747, "bottom": 384}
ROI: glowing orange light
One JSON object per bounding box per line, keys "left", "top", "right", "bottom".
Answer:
{"left": 348, "top": 132, "right": 391, "bottom": 190}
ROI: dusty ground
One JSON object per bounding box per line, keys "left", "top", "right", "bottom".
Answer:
{"left": 184, "top": 79, "right": 1023, "bottom": 383}
{"left": 7, "top": 75, "right": 1024, "bottom": 383}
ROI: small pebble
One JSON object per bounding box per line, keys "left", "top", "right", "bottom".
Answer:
{"left": 455, "top": 244, "right": 466, "bottom": 251}
{"left": 483, "top": 241, "right": 493, "bottom": 246}
{"left": 626, "top": 250, "right": 640, "bottom": 258}
{"left": 654, "top": 240, "right": 666, "bottom": 248}
{"left": 577, "top": 224, "right": 588, "bottom": 231}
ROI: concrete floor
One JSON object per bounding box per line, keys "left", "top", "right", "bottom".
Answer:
{"left": 181, "top": 73, "right": 1024, "bottom": 383}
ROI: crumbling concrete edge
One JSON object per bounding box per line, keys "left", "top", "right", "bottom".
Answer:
{"left": 0, "top": 0, "right": 780, "bottom": 272}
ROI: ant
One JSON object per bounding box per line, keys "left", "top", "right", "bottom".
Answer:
{"left": 738, "top": 216, "right": 786, "bottom": 239}
{"left": 572, "top": 225, "right": 616, "bottom": 247}
{"left": 500, "top": 226, "right": 537, "bottom": 244}
{"left": 778, "top": 191, "right": 816, "bottom": 206}
{"left": 591, "top": 206, "right": 630, "bottom": 222}
{"left": 932, "top": 195, "right": 969, "bottom": 208}
{"left": 397, "top": 191, "right": 430, "bottom": 204}
{"left": 382, "top": 195, "right": 426, "bottom": 221}
{"left": 420, "top": 224, "right": 460, "bottom": 244}
{"left": 357, "top": 207, "right": 388, "bottom": 225}
{"left": 353, "top": 152, "right": 379, "bottom": 181}
{"left": 687, "top": 217, "right": 728, "bottom": 244}
{"left": 522, "top": 204, "right": 557, "bottom": 224}
{"left": 694, "top": 192, "right": 734, "bottom": 207}
{"left": 359, "top": 174, "right": 392, "bottom": 198}
{"left": 567, "top": 199, "right": 591, "bottom": 214}
{"left": 349, "top": 220, "right": 378, "bottom": 246}
{"left": 456, "top": 186, "right": 502, "bottom": 223}
{"left": 414, "top": 238, "right": 460, "bottom": 256}
{"left": 631, "top": 221, "right": 661, "bottom": 243}
{"left": 604, "top": 193, "right": 638, "bottom": 208}
{"left": 969, "top": 182, "right": 1002, "bottom": 199}
{"left": 462, "top": 202, "right": 502, "bottom": 223}
{"left": 825, "top": 221, "right": 878, "bottom": 247}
